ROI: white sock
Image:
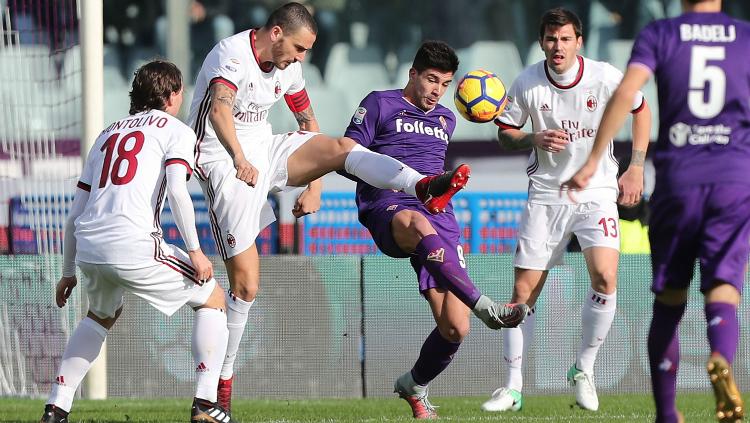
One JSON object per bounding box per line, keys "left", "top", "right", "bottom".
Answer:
{"left": 221, "top": 290, "right": 254, "bottom": 379}
{"left": 503, "top": 306, "right": 535, "bottom": 392}
{"left": 576, "top": 288, "right": 616, "bottom": 374}
{"left": 47, "top": 317, "right": 108, "bottom": 412}
{"left": 193, "top": 308, "right": 229, "bottom": 402}
{"left": 344, "top": 144, "right": 423, "bottom": 196}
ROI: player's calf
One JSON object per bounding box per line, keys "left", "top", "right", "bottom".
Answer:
{"left": 416, "top": 164, "right": 470, "bottom": 214}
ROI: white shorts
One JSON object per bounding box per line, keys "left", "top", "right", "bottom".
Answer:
{"left": 79, "top": 242, "right": 217, "bottom": 318}
{"left": 514, "top": 200, "right": 620, "bottom": 270}
{"left": 197, "top": 131, "right": 317, "bottom": 260}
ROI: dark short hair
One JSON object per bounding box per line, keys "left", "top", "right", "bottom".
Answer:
{"left": 539, "top": 7, "right": 583, "bottom": 40}
{"left": 129, "top": 60, "right": 182, "bottom": 115}
{"left": 264, "top": 2, "right": 317, "bottom": 35}
{"left": 412, "top": 40, "right": 459, "bottom": 74}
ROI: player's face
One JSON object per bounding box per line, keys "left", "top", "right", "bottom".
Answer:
{"left": 408, "top": 68, "right": 454, "bottom": 111}
{"left": 540, "top": 23, "right": 582, "bottom": 74}
{"left": 271, "top": 26, "right": 316, "bottom": 70}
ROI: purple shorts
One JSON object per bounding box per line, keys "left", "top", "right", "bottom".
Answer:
{"left": 650, "top": 184, "right": 750, "bottom": 294}
{"left": 361, "top": 201, "right": 462, "bottom": 293}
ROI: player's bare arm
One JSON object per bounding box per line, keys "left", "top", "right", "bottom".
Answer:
{"left": 209, "top": 82, "right": 258, "bottom": 186}
{"left": 498, "top": 128, "right": 570, "bottom": 153}
{"left": 291, "top": 103, "right": 323, "bottom": 217}
{"left": 292, "top": 104, "right": 319, "bottom": 132}
{"left": 618, "top": 100, "right": 651, "bottom": 207}
{"left": 563, "top": 65, "right": 651, "bottom": 191}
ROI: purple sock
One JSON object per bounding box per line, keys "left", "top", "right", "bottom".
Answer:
{"left": 648, "top": 301, "right": 686, "bottom": 423}
{"left": 705, "top": 302, "right": 739, "bottom": 364}
{"left": 414, "top": 234, "right": 481, "bottom": 307}
{"left": 411, "top": 327, "right": 461, "bottom": 386}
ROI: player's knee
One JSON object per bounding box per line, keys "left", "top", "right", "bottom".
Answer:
{"left": 591, "top": 268, "right": 617, "bottom": 294}
{"left": 655, "top": 288, "right": 688, "bottom": 306}
{"left": 87, "top": 308, "right": 121, "bottom": 330}
{"left": 438, "top": 321, "right": 469, "bottom": 343}
{"left": 230, "top": 278, "right": 258, "bottom": 301}
{"left": 201, "top": 284, "right": 228, "bottom": 310}
{"left": 333, "top": 136, "right": 356, "bottom": 156}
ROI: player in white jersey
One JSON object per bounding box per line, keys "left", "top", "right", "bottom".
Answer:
{"left": 480, "top": 8, "right": 652, "bottom": 413}
{"left": 40, "top": 62, "right": 236, "bottom": 423}
{"left": 187, "top": 2, "right": 477, "bottom": 409}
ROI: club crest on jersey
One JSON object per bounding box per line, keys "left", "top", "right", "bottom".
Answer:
{"left": 274, "top": 81, "right": 282, "bottom": 98}
{"left": 352, "top": 107, "right": 367, "bottom": 124}
{"left": 249, "top": 82, "right": 254, "bottom": 91}
{"left": 586, "top": 95, "right": 598, "bottom": 112}
{"left": 426, "top": 248, "right": 445, "bottom": 263}
{"left": 227, "top": 233, "right": 236, "bottom": 248}
{"left": 439, "top": 116, "right": 447, "bottom": 130}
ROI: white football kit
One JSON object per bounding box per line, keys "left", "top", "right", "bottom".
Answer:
{"left": 188, "top": 29, "right": 317, "bottom": 260}
{"left": 496, "top": 56, "right": 645, "bottom": 269}
{"left": 73, "top": 110, "right": 216, "bottom": 317}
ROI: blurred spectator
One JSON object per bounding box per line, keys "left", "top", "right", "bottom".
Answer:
{"left": 4, "top": 0, "right": 78, "bottom": 49}
{"left": 156, "top": 0, "right": 234, "bottom": 79}
{"left": 104, "top": 0, "right": 160, "bottom": 80}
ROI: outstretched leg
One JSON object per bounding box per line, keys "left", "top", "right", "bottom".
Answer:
{"left": 286, "top": 135, "right": 469, "bottom": 213}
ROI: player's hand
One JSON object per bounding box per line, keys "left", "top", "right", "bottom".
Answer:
{"left": 533, "top": 129, "right": 570, "bottom": 153}
{"left": 293, "top": 187, "right": 322, "bottom": 218}
{"left": 55, "top": 276, "right": 77, "bottom": 308}
{"left": 561, "top": 160, "right": 598, "bottom": 202}
{"left": 233, "top": 156, "right": 258, "bottom": 187}
{"left": 188, "top": 249, "right": 213, "bottom": 285}
{"left": 617, "top": 166, "right": 644, "bottom": 207}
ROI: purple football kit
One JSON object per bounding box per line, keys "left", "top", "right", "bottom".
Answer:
{"left": 344, "top": 89, "right": 477, "bottom": 299}
{"left": 629, "top": 12, "right": 750, "bottom": 295}
{"left": 631, "top": 11, "right": 750, "bottom": 423}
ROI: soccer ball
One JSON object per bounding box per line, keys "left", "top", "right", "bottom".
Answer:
{"left": 454, "top": 69, "right": 508, "bottom": 123}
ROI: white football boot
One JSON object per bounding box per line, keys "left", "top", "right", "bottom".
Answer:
{"left": 481, "top": 387, "right": 524, "bottom": 412}
{"left": 567, "top": 365, "right": 599, "bottom": 411}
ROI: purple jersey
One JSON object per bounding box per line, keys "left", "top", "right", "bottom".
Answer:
{"left": 629, "top": 12, "right": 750, "bottom": 191}
{"left": 345, "top": 89, "right": 457, "bottom": 212}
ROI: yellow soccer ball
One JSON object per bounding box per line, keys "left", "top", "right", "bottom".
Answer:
{"left": 454, "top": 69, "right": 508, "bottom": 123}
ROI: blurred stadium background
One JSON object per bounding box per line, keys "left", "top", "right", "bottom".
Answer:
{"left": 1, "top": 0, "right": 749, "bottom": 409}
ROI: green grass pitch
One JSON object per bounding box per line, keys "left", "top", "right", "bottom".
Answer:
{"left": 3, "top": 393, "right": 745, "bottom": 422}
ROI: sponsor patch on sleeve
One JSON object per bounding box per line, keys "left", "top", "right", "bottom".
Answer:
{"left": 352, "top": 107, "right": 367, "bottom": 124}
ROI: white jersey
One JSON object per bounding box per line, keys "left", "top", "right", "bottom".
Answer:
{"left": 496, "top": 56, "right": 644, "bottom": 205}
{"left": 75, "top": 110, "right": 197, "bottom": 266}
{"left": 188, "top": 29, "right": 308, "bottom": 172}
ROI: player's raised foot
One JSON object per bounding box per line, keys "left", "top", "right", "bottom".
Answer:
{"left": 191, "top": 398, "right": 235, "bottom": 423}
{"left": 481, "top": 387, "right": 523, "bottom": 412}
{"left": 707, "top": 353, "right": 744, "bottom": 422}
{"left": 393, "top": 372, "right": 438, "bottom": 419}
{"left": 39, "top": 404, "right": 68, "bottom": 423}
{"left": 416, "top": 163, "right": 470, "bottom": 214}
{"left": 567, "top": 365, "right": 599, "bottom": 411}
{"left": 472, "top": 296, "right": 529, "bottom": 330}
{"left": 217, "top": 376, "right": 233, "bottom": 412}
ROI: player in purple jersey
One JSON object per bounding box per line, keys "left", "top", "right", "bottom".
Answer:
{"left": 344, "top": 41, "right": 530, "bottom": 419}
{"left": 564, "top": 1, "right": 749, "bottom": 421}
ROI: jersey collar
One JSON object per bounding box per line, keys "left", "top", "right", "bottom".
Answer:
{"left": 544, "top": 55, "right": 584, "bottom": 90}
{"left": 250, "top": 29, "right": 274, "bottom": 73}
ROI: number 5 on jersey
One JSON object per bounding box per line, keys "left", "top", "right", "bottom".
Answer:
{"left": 99, "top": 131, "right": 145, "bottom": 188}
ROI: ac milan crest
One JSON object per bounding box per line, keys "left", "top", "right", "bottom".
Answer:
{"left": 586, "top": 95, "right": 598, "bottom": 112}
{"left": 274, "top": 81, "right": 282, "bottom": 98}
{"left": 227, "top": 233, "right": 236, "bottom": 248}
